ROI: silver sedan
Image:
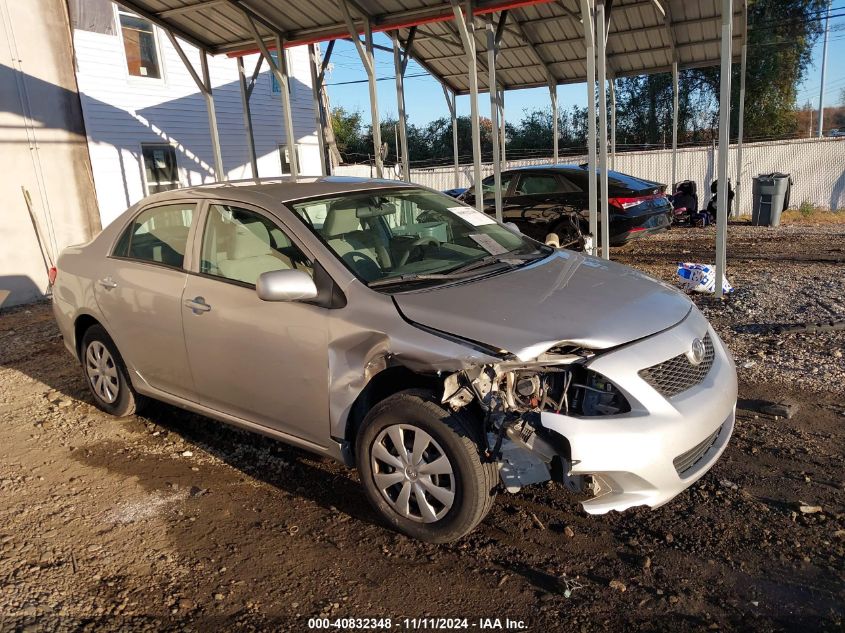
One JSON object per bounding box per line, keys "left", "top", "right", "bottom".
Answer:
{"left": 51, "top": 178, "right": 736, "bottom": 542}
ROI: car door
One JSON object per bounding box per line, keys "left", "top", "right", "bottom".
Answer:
{"left": 504, "top": 173, "right": 564, "bottom": 238}
{"left": 181, "top": 201, "right": 330, "bottom": 448}
{"left": 463, "top": 173, "right": 516, "bottom": 214}
{"left": 94, "top": 201, "right": 197, "bottom": 401}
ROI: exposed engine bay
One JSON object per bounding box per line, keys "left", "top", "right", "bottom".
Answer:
{"left": 441, "top": 348, "right": 630, "bottom": 494}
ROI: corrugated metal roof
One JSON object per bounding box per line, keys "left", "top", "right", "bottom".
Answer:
{"left": 116, "top": 0, "right": 746, "bottom": 94}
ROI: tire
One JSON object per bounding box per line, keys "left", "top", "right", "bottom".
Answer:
{"left": 356, "top": 389, "right": 498, "bottom": 543}
{"left": 551, "top": 217, "right": 586, "bottom": 251}
{"left": 80, "top": 324, "right": 145, "bottom": 417}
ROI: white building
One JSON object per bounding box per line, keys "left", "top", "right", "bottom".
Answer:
{"left": 70, "top": 0, "right": 322, "bottom": 227}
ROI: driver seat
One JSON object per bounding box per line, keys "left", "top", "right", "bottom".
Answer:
{"left": 322, "top": 204, "right": 391, "bottom": 279}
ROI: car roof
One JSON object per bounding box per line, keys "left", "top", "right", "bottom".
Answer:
{"left": 506, "top": 164, "right": 596, "bottom": 174}
{"left": 499, "top": 163, "right": 663, "bottom": 189}
{"left": 138, "top": 176, "right": 416, "bottom": 207}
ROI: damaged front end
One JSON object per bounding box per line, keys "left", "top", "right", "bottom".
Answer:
{"left": 441, "top": 346, "right": 630, "bottom": 495}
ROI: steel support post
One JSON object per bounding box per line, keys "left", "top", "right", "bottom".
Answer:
{"left": 818, "top": 2, "right": 830, "bottom": 137}
{"left": 671, "top": 59, "right": 679, "bottom": 191}
{"left": 715, "top": 0, "right": 733, "bottom": 298}
{"left": 609, "top": 75, "right": 616, "bottom": 169}
{"left": 550, "top": 81, "right": 558, "bottom": 163}
{"left": 274, "top": 35, "right": 299, "bottom": 178}
{"left": 392, "top": 33, "right": 410, "bottom": 182}
{"left": 596, "top": 0, "right": 609, "bottom": 259}
{"left": 451, "top": 1, "right": 483, "bottom": 213}
{"left": 168, "top": 31, "right": 225, "bottom": 181}
{"left": 443, "top": 86, "right": 460, "bottom": 189}
{"left": 339, "top": 1, "right": 382, "bottom": 177}
{"left": 487, "top": 18, "right": 503, "bottom": 221}
{"left": 735, "top": 3, "right": 747, "bottom": 217}
{"left": 364, "top": 21, "right": 383, "bottom": 177}
{"left": 498, "top": 90, "right": 506, "bottom": 163}
{"left": 237, "top": 56, "right": 258, "bottom": 178}
{"left": 240, "top": 13, "right": 299, "bottom": 178}
{"left": 201, "top": 52, "right": 225, "bottom": 181}
{"left": 581, "top": 0, "right": 597, "bottom": 256}
{"left": 308, "top": 44, "right": 328, "bottom": 176}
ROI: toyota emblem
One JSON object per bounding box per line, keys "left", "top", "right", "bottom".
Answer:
{"left": 689, "top": 338, "right": 706, "bottom": 365}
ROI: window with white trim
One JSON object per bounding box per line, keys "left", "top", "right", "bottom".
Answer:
{"left": 141, "top": 144, "right": 180, "bottom": 194}
{"left": 118, "top": 9, "right": 162, "bottom": 79}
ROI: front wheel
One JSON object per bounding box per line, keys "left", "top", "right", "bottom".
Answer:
{"left": 356, "top": 390, "right": 498, "bottom": 543}
{"left": 550, "top": 217, "right": 586, "bottom": 251}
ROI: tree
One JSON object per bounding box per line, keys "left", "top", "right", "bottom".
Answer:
{"left": 612, "top": 71, "right": 720, "bottom": 148}
{"left": 330, "top": 106, "right": 367, "bottom": 162}
{"left": 504, "top": 105, "right": 587, "bottom": 156}
{"left": 700, "top": 0, "right": 826, "bottom": 138}
{"left": 611, "top": 0, "right": 825, "bottom": 145}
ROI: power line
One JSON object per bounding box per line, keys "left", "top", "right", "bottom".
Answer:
{"left": 326, "top": 72, "right": 429, "bottom": 86}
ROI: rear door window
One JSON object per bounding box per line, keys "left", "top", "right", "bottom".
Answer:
{"left": 114, "top": 203, "right": 195, "bottom": 268}
{"left": 516, "top": 174, "right": 559, "bottom": 195}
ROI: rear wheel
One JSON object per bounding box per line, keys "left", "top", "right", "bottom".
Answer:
{"left": 356, "top": 390, "right": 498, "bottom": 543}
{"left": 80, "top": 324, "right": 144, "bottom": 417}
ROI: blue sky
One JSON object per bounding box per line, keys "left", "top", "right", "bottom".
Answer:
{"left": 324, "top": 10, "right": 845, "bottom": 128}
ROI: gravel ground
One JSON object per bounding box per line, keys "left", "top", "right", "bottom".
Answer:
{"left": 0, "top": 222, "right": 843, "bottom": 632}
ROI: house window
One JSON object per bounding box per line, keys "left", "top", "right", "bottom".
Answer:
{"left": 141, "top": 144, "right": 179, "bottom": 194}
{"left": 279, "top": 144, "right": 300, "bottom": 175}
{"left": 119, "top": 10, "right": 161, "bottom": 78}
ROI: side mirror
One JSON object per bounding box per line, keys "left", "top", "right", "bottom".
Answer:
{"left": 256, "top": 269, "right": 318, "bottom": 302}
{"left": 505, "top": 222, "right": 521, "bottom": 235}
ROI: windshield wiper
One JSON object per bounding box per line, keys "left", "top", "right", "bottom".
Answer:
{"left": 446, "top": 251, "right": 545, "bottom": 275}
{"left": 369, "top": 251, "right": 550, "bottom": 289}
{"left": 368, "top": 268, "right": 502, "bottom": 289}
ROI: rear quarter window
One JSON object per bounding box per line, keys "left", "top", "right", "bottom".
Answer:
{"left": 113, "top": 203, "right": 196, "bottom": 268}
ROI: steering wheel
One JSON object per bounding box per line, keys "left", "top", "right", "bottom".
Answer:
{"left": 343, "top": 250, "right": 381, "bottom": 281}
{"left": 397, "top": 236, "right": 440, "bottom": 267}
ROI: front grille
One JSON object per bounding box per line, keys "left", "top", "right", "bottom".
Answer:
{"left": 638, "top": 333, "right": 715, "bottom": 398}
{"left": 673, "top": 425, "right": 722, "bottom": 476}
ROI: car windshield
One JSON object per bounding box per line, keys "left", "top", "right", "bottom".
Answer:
{"left": 289, "top": 188, "right": 550, "bottom": 287}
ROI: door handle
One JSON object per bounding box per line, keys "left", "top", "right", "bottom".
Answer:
{"left": 184, "top": 296, "right": 211, "bottom": 314}
{"left": 98, "top": 277, "right": 117, "bottom": 289}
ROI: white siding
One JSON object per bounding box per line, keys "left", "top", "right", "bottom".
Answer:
{"left": 73, "top": 13, "right": 320, "bottom": 226}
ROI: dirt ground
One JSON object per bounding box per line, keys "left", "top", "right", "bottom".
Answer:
{"left": 1, "top": 222, "right": 843, "bottom": 632}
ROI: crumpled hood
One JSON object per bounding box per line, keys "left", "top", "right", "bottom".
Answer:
{"left": 394, "top": 250, "right": 692, "bottom": 360}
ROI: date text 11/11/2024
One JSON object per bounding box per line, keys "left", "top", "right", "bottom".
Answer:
{"left": 307, "top": 617, "right": 529, "bottom": 630}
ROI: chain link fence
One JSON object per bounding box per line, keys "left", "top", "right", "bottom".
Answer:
{"left": 335, "top": 137, "right": 845, "bottom": 213}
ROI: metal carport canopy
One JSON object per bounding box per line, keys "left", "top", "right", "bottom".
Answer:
{"left": 114, "top": 1, "right": 745, "bottom": 93}
{"left": 117, "top": 0, "right": 743, "bottom": 299}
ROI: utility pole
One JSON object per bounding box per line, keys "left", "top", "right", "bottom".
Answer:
{"left": 818, "top": 1, "right": 830, "bottom": 137}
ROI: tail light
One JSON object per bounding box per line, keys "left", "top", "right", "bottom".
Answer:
{"left": 609, "top": 193, "right": 665, "bottom": 212}
{"left": 608, "top": 197, "right": 644, "bottom": 210}
{"left": 48, "top": 266, "right": 57, "bottom": 286}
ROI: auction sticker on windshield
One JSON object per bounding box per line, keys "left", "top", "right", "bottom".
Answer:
{"left": 468, "top": 233, "right": 509, "bottom": 255}
{"left": 449, "top": 206, "right": 496, "bottom": 226}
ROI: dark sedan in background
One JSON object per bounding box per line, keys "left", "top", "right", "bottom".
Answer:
{"left": 454, "top": 164, "right": 673, "bottom": 248}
